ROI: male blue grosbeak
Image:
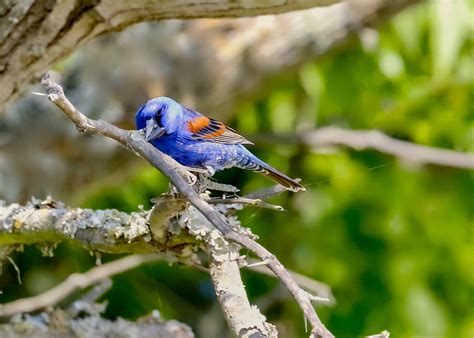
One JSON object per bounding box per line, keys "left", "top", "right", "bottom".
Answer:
{"left": 135, "top": 97, "right": 304, "bottom": 192}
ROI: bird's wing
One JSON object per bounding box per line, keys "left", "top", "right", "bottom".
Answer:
{"left": 186, "top": 115, "right": 253, "bottom": 145}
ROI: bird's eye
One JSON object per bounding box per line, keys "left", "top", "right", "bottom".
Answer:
{"left": 154, "top": 107, "right": 164, "bottom": 127}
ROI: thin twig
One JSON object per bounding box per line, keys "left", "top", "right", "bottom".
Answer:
{"left": 73, "top": 278, "right": 113, "bottom": 305}
{"left": 5, "top": 256, "right": 22, "bottom": 285}
{"left": 40, "top": 73, "right": 334, "bottom": 337}
{"left": 207, "top": 182, "right": 291, "bottom": 211}
{"left": 0, "top": 254, "right": 160, "bottom": 317}
{"left": 209, "top": 197, "right": 285, "bottom": 211}
{"left": 246, "top": 262, "right": 335, "bottom": 304}
{"left": 367, "top": 330, "right": 390, "bottom": 338}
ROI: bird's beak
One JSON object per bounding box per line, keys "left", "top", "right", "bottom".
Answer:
{"left": 145, "top": 119, "right": 165, "bottom": 141}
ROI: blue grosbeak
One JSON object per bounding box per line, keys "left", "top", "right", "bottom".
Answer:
{"left": 135, "top": 97, "right": 304, "bottom": 192}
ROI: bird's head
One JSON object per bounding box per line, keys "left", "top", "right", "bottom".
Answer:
{"left": 135, "top": 96, "right": 182, "bottom": 141}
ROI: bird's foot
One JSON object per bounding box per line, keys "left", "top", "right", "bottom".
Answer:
{"left": 187, "top": 172, "right": 197, "bottom": 186}
{"left": 200, "top": 167, "right": 239, "bottom": 193}
{"left": 181, "top": 166, "right": 239, "bottom": 193}
{"left": 180, "top": 166, "right": 206, "bottom": 186}
{"left": 205, "top": 166, "right": 216, "bottom": 177}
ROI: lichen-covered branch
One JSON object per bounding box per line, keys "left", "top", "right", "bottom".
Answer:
{"left": 209, "top": 255, "right": 278, "bottom": 338}
{"left": 0, "top": 196, "right": 272, "bottom": 336}
{"left": 39, "top": 74, "right": 334, "bottom": 337}
{"left": 0, "top": 308, "right": 194, "bottom": 338}
{"left": 0, "top": 197, "right": 193, "bottom": 255}
{"left": 1, "top": 196, "right": 332, "bottom": 337}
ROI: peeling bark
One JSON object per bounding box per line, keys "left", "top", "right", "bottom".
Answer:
{"left": 210, "top": 255, "right": 278, "bottom": 338}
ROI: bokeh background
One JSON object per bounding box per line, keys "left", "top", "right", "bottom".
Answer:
{"left": 1, "top": 0, "right": 473, "bottom": 337}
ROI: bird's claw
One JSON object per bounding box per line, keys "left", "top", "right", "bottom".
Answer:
{"left": 205, "top": 166, "right": 216, "bottom": 177}
{"left": 187, "top": 172, "right": 198, "bottom": 186}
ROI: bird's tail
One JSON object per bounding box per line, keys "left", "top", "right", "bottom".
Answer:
{"left": 237, "top": 152, "right": 305, "bottom": 192}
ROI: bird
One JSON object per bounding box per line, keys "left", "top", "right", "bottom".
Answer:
{"left": 135, "top": 96, "right": 305, "bottom": 192}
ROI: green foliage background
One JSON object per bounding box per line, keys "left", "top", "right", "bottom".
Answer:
{"left": 2, "top": 1, "right": 473, "bottom": 337}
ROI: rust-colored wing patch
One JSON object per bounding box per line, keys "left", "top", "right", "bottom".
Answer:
{"left": 202, "top": 129, "right": 225, "bottom": 139}
{"left": 187, "top": 116, "right": 211, "bottom": 133}
{"left": 189, "top": 116, "right": 253, "bottom": 145}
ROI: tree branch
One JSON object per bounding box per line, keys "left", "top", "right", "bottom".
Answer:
{"left": 209, "top": 254, "right": 278, "bottom": 338}
{"left": 0, "top": 254, "right": 160, "bottom": 317}
{"left": 0, "top": 308, "right": 194, "bottom": 338}
{"left": 0, "top": 192, "right": 334, "bottom": 314}
{"left": 0, "top": 197, "right": 194, "bottom": 255}
{"left": 0, "top": 0, "right": 421, "bottom": 111}
{"left": 252, "top": 127, "right": 474, "bottom": 169}
{"left": 208, "top": 197, "right": 285, "bottom": 212}
{"left": 175, "top": 0, "right": 421, "bottom": 118}
{"left": 38, "top": 73, "right": 333, "bottom": 337}
{"left": 0, "top": 0, "right": 341, "bottom": 109}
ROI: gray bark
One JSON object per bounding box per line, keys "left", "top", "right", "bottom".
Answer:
{"left": 0, "top": 196, "right": 197, "bottom": 255}
{"left": 0, "top": 0, "right": 341, "bottom": 109}
{"left": 0, "top": 309, "right": 194, "bottom": 338}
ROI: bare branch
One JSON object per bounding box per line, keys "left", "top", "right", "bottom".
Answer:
{"left": 40, "top": 74, "right": 334, "bottom": 337}
{"left": 304, "top": 127, "right": 474, "bottom": 169}
{"left": 72, "top": 279, "right": 113, "bottom": 308}
{"left": 0, "top": 255, "right": 160, "bottom": 317}
{"left": 253, "top": 127, "right": 474, "bottom": 170}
